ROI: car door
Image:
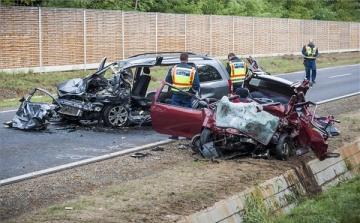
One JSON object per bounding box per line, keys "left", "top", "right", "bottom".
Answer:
{"left": 150, "top": 81, "right": 204, "bottom": 138}
{"left": 196, "top": 63, "right": 231, "bottom": 100}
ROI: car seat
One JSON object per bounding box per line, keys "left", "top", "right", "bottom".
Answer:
{"left": 131, "top": 67, "right": 152, "bottom": 107}
{"left": 235, "top": 87, "right": 251, "bottom": 102}
{"left": 132, "top": 67, "right": 151, "bottom": 97}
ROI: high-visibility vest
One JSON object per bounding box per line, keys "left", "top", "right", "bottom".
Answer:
{"left": 171, "top": 65, "right": 195, "bottom": 92}
{"left": 229, "top": 61, "right": 246, "bottom": 83}
{"left": 304, "top": 45, "right": 317, "bottom": 59}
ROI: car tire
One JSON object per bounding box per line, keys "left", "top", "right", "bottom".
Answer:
{"left": 275, "top": 133, "right": 293, "bottom": 160}
{"left": 103, "top": 104, "right": 129, "bottom": 127}
{"left": 190, "top": 134, "right": 201, "bottom": 153}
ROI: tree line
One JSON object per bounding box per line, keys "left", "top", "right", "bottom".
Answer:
{"left": 2, "top": 0, "right": 360, "bottom": 22}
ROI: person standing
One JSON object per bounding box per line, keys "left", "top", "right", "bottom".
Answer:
{"left": 302, "top": 39, "right": 319, "bottom": 85}
{"left": 165, "top": 52, "right": 200, "bottom": 140}
{"left": 226, "top": 53, "right": 247, "bottom": 91}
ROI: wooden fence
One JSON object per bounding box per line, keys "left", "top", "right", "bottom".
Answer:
{"left": 0, "top": 6, "right": 359, "bottom": 72}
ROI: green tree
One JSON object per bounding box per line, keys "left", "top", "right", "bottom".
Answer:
{"left": 1, "top": 0, "right": 359, "bottom": 22}
{"left": 326, "top": 0, "right": 360, "bottom": 21}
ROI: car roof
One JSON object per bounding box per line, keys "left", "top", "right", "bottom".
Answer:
{"left": 116, "top": 52, "right": 215, "bottom": 69}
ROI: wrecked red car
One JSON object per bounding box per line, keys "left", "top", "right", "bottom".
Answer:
{"left": 150, "top": 57, "right": 340, "bottom": 161}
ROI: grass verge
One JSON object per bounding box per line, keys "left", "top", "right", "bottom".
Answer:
{"left": 1, "top": 51, "right": 359, "bottom": 108}
{"left": 272, "top": 174, "right": 360, "bottom": 223}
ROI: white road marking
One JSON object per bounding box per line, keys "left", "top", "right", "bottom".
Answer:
{"left": 317, "top": 92, "right": 360, "bottom": 104}
{"left": 329, "top": 73, "right": 352, "bottom": 78}
{"left": 0, "top": 139, "right": 172, "bottom": 186}
{"left": 0, "top": 109, "right": 17, "bottom": 113}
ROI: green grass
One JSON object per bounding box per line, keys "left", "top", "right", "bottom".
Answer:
{"left": 1, "top": 52, "right": 359, "bottom": 108}
{"left": 272, "top": 174, "right": 360, "bottom": 223}
{"left": 239, "top": 174, "right": 360, "bottom": 223}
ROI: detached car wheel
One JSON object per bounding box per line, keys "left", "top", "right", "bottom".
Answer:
{"left": 103, "top": 105, "right": 129, "bottom": 127}
{"left": 275, "top": 133, "right": 293, "bottom": 160}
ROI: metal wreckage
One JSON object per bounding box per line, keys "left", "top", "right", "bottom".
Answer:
{"left": 4, "top": 56, "right": 341, "bottom": 161}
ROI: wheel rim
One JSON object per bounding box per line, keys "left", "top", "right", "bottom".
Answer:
{"left": 282, "top": 140, "right": 290, "bottom": 159}
{"left": 107, "top": 105, "right": 128, "bottom": 126}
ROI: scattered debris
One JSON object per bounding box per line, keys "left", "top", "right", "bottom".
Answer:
{"left": 131, "top": 153, "right": 152, "bottom": 158}
{"left": 151, "top": 147, "right": 164, "bottom": 151}
{"left": 56, "top": 124, "right": 79, "bottom": 132}
{"left": 177, "top": 144, "right": 189, "bottom": 150}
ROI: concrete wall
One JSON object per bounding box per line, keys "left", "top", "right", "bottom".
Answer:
{"left": 179, "top": 139, "right": 360, "bottom": 223}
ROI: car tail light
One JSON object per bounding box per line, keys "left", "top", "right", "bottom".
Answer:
{"left": 228, "top": 80, "right": 233, "bottom": 94}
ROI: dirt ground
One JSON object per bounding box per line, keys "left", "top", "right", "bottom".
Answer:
{"left": 0, "top": 95, "right": 359, "bottom": 223}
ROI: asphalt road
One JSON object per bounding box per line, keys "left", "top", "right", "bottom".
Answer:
{"left": 0, "top": 113, "right": 168, "bottom": 182}
{"left": 278, "top": 64, "right": 360, "bottom": 102}
{"left": 0, "top": 64, "right": 359, "bottom": 183}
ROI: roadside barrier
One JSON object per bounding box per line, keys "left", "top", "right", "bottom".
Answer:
{"left": 179, "top": 139, "right": 360, "bottom": 223}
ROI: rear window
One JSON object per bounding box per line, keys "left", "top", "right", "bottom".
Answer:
{"left": 197, "top": 64, "right": 222, "bottom": 82}
{"left": 249, "top": 78, "right": 294, "bottom": 97}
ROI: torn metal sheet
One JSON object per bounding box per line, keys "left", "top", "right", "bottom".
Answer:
{"left": 215, "top": 96, "right": 279, "bottom": 145}
{"left": 5, "top": 88, "right": 61, "bottom": 130}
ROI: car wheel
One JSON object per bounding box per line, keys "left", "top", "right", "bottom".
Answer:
{"left": 275, "top": 133, "right": 293, "bottom": 160}
{"left": 190, "top": 134, "right": 201, "bottom": 153}
{"left": 103, "top": 105, "right": 129, "bottom": 127}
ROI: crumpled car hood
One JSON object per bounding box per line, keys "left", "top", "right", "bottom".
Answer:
{"left": 5, "top": 88, "right": 60, "bottom": 130}
{"left": 215, "top": 96, "right": 279, "bottom": 145}
{"left": 11, "top": 102, "right": 51, "bottom": 130}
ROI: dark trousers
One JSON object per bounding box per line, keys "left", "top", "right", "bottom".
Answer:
{"left": 171, "top": 93, "right": 192, "bottom": 108}
{"left": 305, "top": 60, "right": 317, "bottom": 82}
{"left": 232, "top": 82, "right": 244, "bottom": 93}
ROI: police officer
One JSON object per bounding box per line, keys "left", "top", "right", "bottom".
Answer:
{"left": 302, "top": 39, "right": 319, "bottom": 85}
{"left": 165, "top": 52, "right": 200, "bottom": 140}
{"left": 226, "top": 53, "right": 247, "bottom": 91}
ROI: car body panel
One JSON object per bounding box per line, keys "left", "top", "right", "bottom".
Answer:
{"left": 242, "top": 74, "right": 296, "bottom": 106}
{"left": 151, "top": 73, "right": 298, "bottom": 138}
{"left": 150, "top": 81, "right": 204, "bottom": 138}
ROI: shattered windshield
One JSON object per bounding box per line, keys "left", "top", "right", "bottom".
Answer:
{"left": 215, "top": 96, "right": 279, "bottom": 145}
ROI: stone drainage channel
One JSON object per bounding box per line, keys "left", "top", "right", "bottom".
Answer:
{"left": 178, "top": 139, "right": 360, "bottom": 223}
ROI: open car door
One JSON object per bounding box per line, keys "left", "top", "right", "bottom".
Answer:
{"left": 150, "top": 81, "right": 204, "bottom": 138}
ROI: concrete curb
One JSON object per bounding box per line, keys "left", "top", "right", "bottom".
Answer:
{"left": 179, "top": 139, "right": 360, "bottom": 223}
